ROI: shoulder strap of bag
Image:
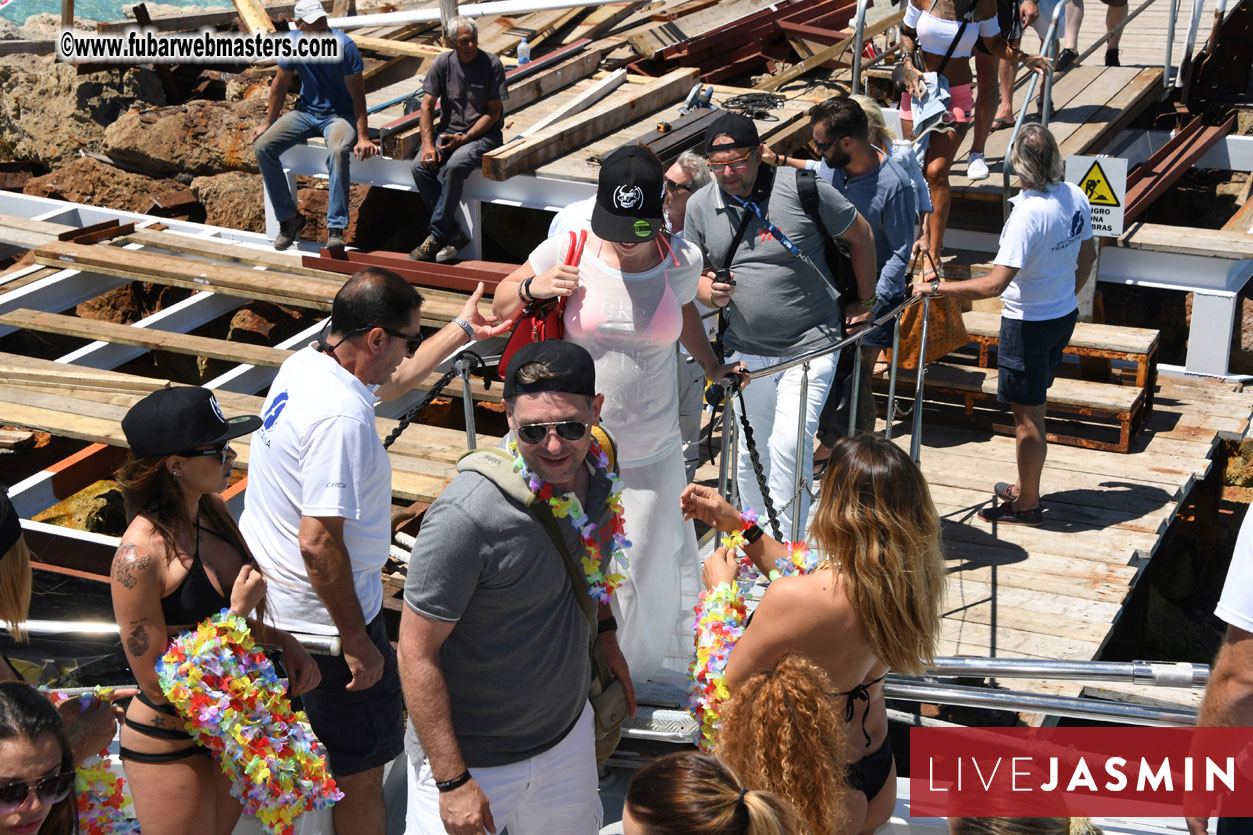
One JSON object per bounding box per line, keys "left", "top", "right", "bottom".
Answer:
{"left": 552, "top": 228, "right": 588, "bottom": 320}
{"left": 456, "top": 442, "right": 615, "bottom": 649}
{"left": 796, "top": 169, "right": 830, "bottom": 239}
{"left": 715, "top": 206, "right": 755, "bottom": 359}
{"left": 935, "top": 2, "right": 972, "bottom": 75}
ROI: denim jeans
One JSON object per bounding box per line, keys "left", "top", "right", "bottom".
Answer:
{"left": 730, "top": 349, "right": 838, "bottom": 541}
{"left": 410, "top": 135, "right": 500, "bottom": 242}
{"left": 254, "top": 110, "right": 356, "bottom": 230}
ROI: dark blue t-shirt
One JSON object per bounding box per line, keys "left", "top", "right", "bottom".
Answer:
{"left": 279, "top": 29, "right": 364, "bottom": 121}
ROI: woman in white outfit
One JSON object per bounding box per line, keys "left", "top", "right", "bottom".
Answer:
{"left": 495, "top": 145, "right": 742, "bottom": 682}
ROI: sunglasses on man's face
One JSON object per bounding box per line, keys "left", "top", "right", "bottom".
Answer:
{"left": 380, "top": 326, "right": 424, "bottom": 357}
{"left": 515, "top": 420, "right": 590, "bottom": 445}
{"left": 178, "top": 442, "right": 232, "bottom": 467}
{"left": 0, "top": 772, "right": 75, "bottom": 813}
{"left": 810, "top": 134, "right": 849, "bottom": 153}
{"left": 665, "top": 178, "right": 695, "bottom": 193}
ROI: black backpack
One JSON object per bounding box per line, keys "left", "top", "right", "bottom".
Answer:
{"left": 795, "top": 168, "right": 858, "bottom": 305}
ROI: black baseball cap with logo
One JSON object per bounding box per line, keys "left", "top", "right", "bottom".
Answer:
{"left": 121, "top": 387, "right": 262, "bottom": 459}
{"left": 591, "top": 145, "right": 666, "bottom": 244}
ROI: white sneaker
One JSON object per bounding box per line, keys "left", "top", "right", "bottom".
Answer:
{"left": 967, "top": 153, "right": 990, "bottom": 181}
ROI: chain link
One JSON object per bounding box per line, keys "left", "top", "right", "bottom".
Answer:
{"left": 382, "top": 351, "right": 484, "bottom": 450}
{"left": 735, "top": 390, "right": 783, "bottom": 541}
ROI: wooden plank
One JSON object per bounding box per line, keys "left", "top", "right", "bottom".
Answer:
{"left": 518, "top": 69, "right": 628, "bottom": 138}
{"left": 302, "top": 254, "right": 506, "bottom": 293}
{"left": 1116, "top": 221, "right": 1253, "bottom": 260}
{"left": 482, "top": 67, "right": 700, "bottom": 181}
{"left": 893, "top": 363, "right": 1143, "bottom": 413}
{"left": 962, "top": 310, "right": 1159, "bottom": 354}
{"left": 350, "top": 34, "right": 446, "bottom": 59}
{"left": 0, "top": 215, "right": 76, "bottom": 237}
{"left": 231, "top": 0, "right": 277, "bottom": 34}
{"left": 755, "top": 9, "right": 903, "bottom": 91}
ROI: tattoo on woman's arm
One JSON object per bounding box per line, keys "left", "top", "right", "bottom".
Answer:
{"left": 112, "top": 542, "right": 151, "bottom": 589}
{"left": 127, "top": 617, "right": 151, "bottom": 658}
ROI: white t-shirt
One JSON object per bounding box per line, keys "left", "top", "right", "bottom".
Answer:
{"left": 240, "top": 346, "right": 392, "bottom": 635}
{"left": 548, "top": 196, "right": 596, "bottom": 237}
{"left": 1216, "top": 509, "right": 1253, "bottom": 633}
{"left": 994, "top": 180, "right": 1093, "bottom": 321}
{"left": 528, "top": 232, "right": 701, "bottom": 467}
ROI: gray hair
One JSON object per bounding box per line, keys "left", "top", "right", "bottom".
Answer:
{"left": 1011, "top": 123, "right": 1063, "bottom": 189}
{"left": 674, "top": 150, "right": 712, "bottom": 190}
{"left": 445, "top": 15, "right": 476, "bottom": 40}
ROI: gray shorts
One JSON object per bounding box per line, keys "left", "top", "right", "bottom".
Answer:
{"left": 996, "top": 309, "right": 1078, "bottom": 407}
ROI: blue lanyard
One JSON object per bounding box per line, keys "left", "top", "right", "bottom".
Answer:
{"left": 726, "top": 193, "right": 804, "bottom": 259}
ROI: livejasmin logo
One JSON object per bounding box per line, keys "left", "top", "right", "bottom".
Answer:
{"left": 910, "top": 727, "right": 1253, "bottom": 817}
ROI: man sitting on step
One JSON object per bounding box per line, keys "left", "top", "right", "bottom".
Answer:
{"left": 409, "top": 15, "right": 508, "bottom": 264}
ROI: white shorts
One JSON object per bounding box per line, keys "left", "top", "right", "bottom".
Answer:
{"left": 405, "top": 701, "right": 602, "bottom": 835}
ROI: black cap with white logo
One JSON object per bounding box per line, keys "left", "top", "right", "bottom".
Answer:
{"left": 591, "top": 145, "right": 666, "bottom": 244}
{"left": 121, "top": 387, "right": 262, "bottom": 459}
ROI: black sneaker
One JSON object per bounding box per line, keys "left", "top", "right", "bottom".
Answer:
{"left": 274, "top": 213, "right": 306, "bottom": 251}
{"left": 435, "top": 228, "right": 471, "bottom": 264}
{"left": 1055, "top": 47, "right": 1078, "bottom": 72}
{"left": 978, "top": 501, "right": 1043, "bottom": 526}
{"left": 410, "top": 234, "right": 440, "bottom": 261}
{"left": 1105, "top": 48, "right": 1120, "bottom": 67}
{"left": 327, "top": 227, "right": 346, "bottom": 250}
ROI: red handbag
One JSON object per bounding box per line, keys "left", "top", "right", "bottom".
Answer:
{"left": 498, "top": 229, "right": 588, "bottom": 380}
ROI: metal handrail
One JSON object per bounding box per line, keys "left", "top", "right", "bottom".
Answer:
{"left": 1165, "top": 0, "right": 1181, "bottom": 94}
{"left": 1001, "top": 0, "right": 1065, "bottom": 221}
{"left": 924, "top": 656, "right": 1210, "bottom": 688}
{"left": 1177, "top": 0, "right": 1207, "bottom": 88}
{"left": 884, "top": 679, "right": 1197, "bottom": 726}
{"left": 8, "top": 620, "right": 344, "bottom": 656}
{"left": 850, "top": 0, "right": 871, "bottom": 95}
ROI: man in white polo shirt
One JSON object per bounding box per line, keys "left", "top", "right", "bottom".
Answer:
{"left": 241, "top": 266, "right": 508, "bottom": 834}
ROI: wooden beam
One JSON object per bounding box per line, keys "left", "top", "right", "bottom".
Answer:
{"left": 482, "top": 67, "right": 699, "bottom": 181}
{"left": 350, "top": 34, "right": 446, "bottom": 59}
{"left": 754, "top": 9, "right": 903, "bottom": 91}
{"left": 332, "top": 0, "right": 356, "bottom": 19}
{"left": 231, "top": 0, "right": 277, "bottom": 35}
{"left": 518, "top": 68, "right": 628, "bottom": 138}
{"left": 61, "top": 0, "right": 74, "bottom": 28}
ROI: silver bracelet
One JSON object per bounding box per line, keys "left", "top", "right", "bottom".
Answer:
{"left": 452, "top": 317, "right": 474, "bottom": 340}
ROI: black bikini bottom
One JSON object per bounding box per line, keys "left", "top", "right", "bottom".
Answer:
{"left": 847, "top": 734, "right": 894, "bottom": 800}
{"left": 118, "top": 690, "right": 208, "bottom": 764}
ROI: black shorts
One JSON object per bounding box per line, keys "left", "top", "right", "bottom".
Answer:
{"left": 297, "top": 613, "right": 404, "bottom": 777}
{"left": 996, "top": 309, "right": 1077, "bottom": 406}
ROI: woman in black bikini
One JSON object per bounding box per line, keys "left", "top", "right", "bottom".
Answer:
{"left": 110, "top": 387, "right": 321, "bottom": 835}
{"left": 681, "top": 435, "right": 946, "bottom": 835}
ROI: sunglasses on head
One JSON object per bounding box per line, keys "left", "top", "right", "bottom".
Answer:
{"left": 178, "top": 441, "right": 232, "bottom": 466}
{"left": 665, "top": 178, "right": 695, "bottom": 193}
{"left": 0, "top": 772, "right": 75, "bottom": 812}
{"left": 515, "top": 421, "right": 590, "bottom": 445}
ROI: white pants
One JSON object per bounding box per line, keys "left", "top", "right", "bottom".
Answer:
{"left": 405, "top": 702, "right": 601, "bottom": 835}
{"left": 731, "top": 349, "right": 838, "bottom": 542}
{"left": 612, "top": 449, "right": 700, "bottom": 682}
{"left": 677, "top": 352, "right": 707, "bottom": 483}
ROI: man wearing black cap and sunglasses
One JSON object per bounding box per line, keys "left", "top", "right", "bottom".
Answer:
{"left": 399, "top": 340, "right": 633, "bottom": 835}
{"left": 239, "top": 267, "right": 509, "bottom": 835}
{"left": 684, "top": 112, "right": 878, "bottom": 539}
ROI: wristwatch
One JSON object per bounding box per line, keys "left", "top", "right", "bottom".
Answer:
{"left": 930, "top": 278, "right": 942, "bottom": 297}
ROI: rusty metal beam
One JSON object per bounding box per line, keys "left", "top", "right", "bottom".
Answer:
{"left": 1123, "top": 113, "right": 1236, "bottom": 224}
{"left": 302, "top": 251, "right": 512, "bottom": 293}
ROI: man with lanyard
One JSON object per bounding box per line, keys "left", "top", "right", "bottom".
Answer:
{"left": 808, "top": 97, "right": 917, "bottom": 451}
{"left": 398, "top": 340, "right": 634, "bottom": 835}
{"left": 685, "top": 112, "right": 877, "bottom": 540}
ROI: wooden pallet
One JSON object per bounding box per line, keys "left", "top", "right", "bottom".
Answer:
{"left": 962, "top": 310, "right": 1160, "bottom": 416}
{"left": 878, "top": 361, "right": 1148, "bottom": 452}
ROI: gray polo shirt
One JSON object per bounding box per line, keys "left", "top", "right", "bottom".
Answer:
{"left": 684, "top": 165, "right": 859, "bottom": 357}
{"left": 403, "top": 465, "right": 611, "bottom": 767}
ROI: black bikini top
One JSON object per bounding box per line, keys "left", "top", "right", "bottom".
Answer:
{"left": 160, "top": 517, "right": 230, "bottom": 627}
{"left": 838, "top": 673, "right": 887, "bottom": 749}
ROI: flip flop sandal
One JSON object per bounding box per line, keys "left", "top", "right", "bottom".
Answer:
{"left": 978, "top": 501, "right": 1043, "bottom": 526}
{"left": 993, "top": 482, "right": 1019, "bottom": 501}
{"left": 990, "top": 117, "right": 1013, "bottom": 131}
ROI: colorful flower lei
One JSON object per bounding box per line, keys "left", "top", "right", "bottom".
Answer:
{"left": 45, "top": 687, "right": 141, "bottom": 835}
{"left": 691, "top": 507, "right": 824, "bottom": 749}
{"left": 688, "top": 582, "right": 747, "bottom": 750}
{"left": 157, "top": 610, "right": 342, "bottom": 835}
{"left": 509, "top": 436, "right": 630, "bottom": 605}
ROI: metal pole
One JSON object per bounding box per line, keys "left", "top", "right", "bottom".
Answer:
{"left": 1164, "top": 0, "right": 1181, "bottom": 94}
{"left": 1176, "top": 0, "right": 1206, "bottom": 88}
{"left": 456, "top": 357, "right": 477, "bottom": 451}
{"left": 847, "top": 340, "right": 863, "bottom": 438}
{"left": 850, "top": 0, "right": 870, "bottom": 94}
{"left": 884, "top": 680, "right": 1196, "bottom": 726}
{"left": 1039, "top": 1, "right": 1063, "bottom": 126}
{"left": 717, "top": 380, "right": 735, "bottom": 499}
{"left": 923, "top": 657, "right": 1210, "bottom": 688}
{"left": 909, "top": 294, "right": 931, "bottom": 463}
{"left": 885, "top": 313, "right": 903, "bottom": 441}
{"left": 791, "top": 362, "right": 811, "bottom": 542}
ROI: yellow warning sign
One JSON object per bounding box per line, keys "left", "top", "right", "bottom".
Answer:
{"left": 1079, "top": 160, "right": 1120, "bottom": 207}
